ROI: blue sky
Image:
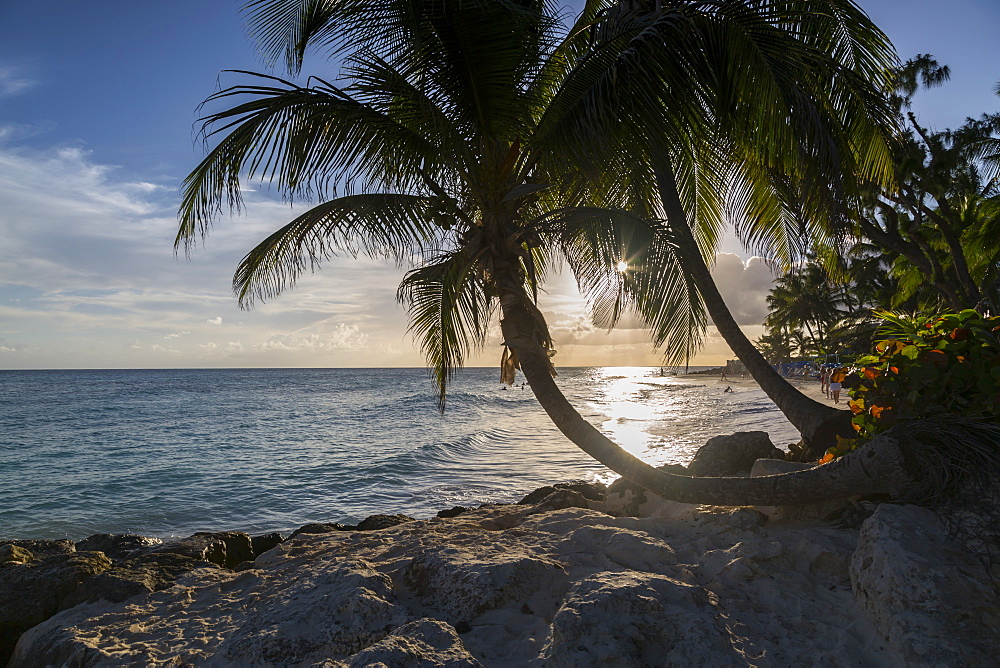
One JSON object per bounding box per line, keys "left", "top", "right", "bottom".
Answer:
{"left": 1, "top": 1, "right": 998, "bottom": 369}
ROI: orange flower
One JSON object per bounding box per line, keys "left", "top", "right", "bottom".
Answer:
{"left": 819, "top": 453, "right": 834, "bottom": 464}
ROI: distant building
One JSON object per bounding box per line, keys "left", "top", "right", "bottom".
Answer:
{"left": 724, "top": 360, "right": 747, "bottom": 377}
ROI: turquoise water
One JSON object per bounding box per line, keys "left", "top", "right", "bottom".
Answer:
{"left": 0, "top": 367, "right": 799, "bottom": 539}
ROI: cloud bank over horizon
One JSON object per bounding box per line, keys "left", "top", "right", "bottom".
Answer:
{"left": 0, "top": 141, "right": 775, "bottom": 370}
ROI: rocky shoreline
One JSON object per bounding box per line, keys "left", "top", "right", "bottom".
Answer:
{"left": 3, "top": 432, "right": 999, "bottom": 666}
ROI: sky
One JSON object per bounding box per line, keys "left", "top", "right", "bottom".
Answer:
{"left": 0, "top": 1, "right": 998, "bottom": 370}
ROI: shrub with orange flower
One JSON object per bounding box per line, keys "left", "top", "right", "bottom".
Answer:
{"left": 824, "top": 309, "right": 1000, "bottom": 460}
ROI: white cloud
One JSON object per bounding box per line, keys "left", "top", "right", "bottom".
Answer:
{"left": 0, "top": 140, "right": 782, "bottom": 369}
{"left": 710, "top": 254, "right": 776, "bottom": 326}
{"left": 0, "top": 65, "right": 35, "bottom": 97}
{"left": 258, "top": 325, "right": 369, "bottom": 353}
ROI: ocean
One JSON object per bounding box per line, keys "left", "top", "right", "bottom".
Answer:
{"left": 0, "top": 367, "right": 800, "bottom": 540}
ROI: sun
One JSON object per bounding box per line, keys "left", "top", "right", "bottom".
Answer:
{"left": 616, "top": 261, "right": 628, "bottom": 272}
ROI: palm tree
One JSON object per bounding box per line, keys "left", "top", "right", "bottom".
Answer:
{"left": 851, "top": 55, "right": 1000, "bottom": 312}
{"left": 765, "top": 262, "right": 845, "bottom": 355}
{"left": 543, "top": 0, "right": 901, "bottom": 450}
{"left": 178, "top": 0, "right": 942, "bottom": 505}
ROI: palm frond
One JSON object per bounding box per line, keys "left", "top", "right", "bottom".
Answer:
{"left": 177, "top": 71, "right": 441, "bottom": 248}
{"left": 398, "top": 251, "right": 495, "bottom": 409}
{"left": 233, "top": 193, "right": 441, "bottom": 306}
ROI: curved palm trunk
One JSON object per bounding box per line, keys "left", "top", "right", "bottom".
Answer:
{"left": 652, "top": 160, "right": 847, "bottom": 447}
{"left": 497, "top": 277, "right": 911, "bottom": 505}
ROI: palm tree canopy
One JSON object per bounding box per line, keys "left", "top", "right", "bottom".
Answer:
{"left": 179, "top": 0, "right": 709, "bottom": 405}
{"left": 178, "top": 0, "right": 899, "bottom": 393}
{"left": 176, "top": 0, "right": 996, "bottom": 509}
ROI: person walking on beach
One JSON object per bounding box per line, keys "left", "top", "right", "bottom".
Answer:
{"left": 820, "top": 366, "right": 829, "bottom": 397}
{"left": 829, "top": 367, "right": 847, "bottom": 404}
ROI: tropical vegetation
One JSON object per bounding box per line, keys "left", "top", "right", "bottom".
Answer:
{"left": 178, "top": 0, "right": 992, "bottom": 506}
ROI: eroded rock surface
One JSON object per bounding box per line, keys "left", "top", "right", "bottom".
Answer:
{"left": 851, "top": 504, "right": 1000, "bottom": 666}
{"left": 8, "top": 499, "right": 997, "bottom": 667}
{"left": 0, "top": 549, "right": 111, "bottom": 666}
{"left": 75, "top": 533, "right": 163, "bottom": 561}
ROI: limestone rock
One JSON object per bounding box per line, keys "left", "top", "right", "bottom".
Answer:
{"left": 687, "top": 431, "right": 785, "bottom": 477}
{"left": 251, "top": 532, "right": 284, "bottom": 558}
{"left": 0, "top": 539, "right": 74, "bottom": 561}
{"left": 851, "top": 504, "right": 1000, "bottom": 666}
{"left": 0, "top": 550, "right": 111, "bottom": 666}
{"left": 357, "top": 514, "right": 415, "bottom": 531}
{"left": 10, "top": 558, "right": 408, "bottom": 667}
{"left": 75, "top": 533, "right": 162, "bottom": 561}
{"left": 519, "top": 481, "right": 607, "bottom": 505}
{"left": 60, "top": 552, "right": 219, "bottom": 608}
{"left": 344, "top": 618, "right": 483, "bottom": 667}
{"left": 143, "top": 530, "right": 253, "bottom": 569}
{"left": 518, "top": 485, "right": 558, "bottom": 505}
{"left": 542, "top": 571, "right": 736, "bottom": 666}
{"left": 529, "top": 488, "right": 590, "bottom": 513}
{"left": 557, "top": 524, "right": 678, "bottom": 572}
{"left": 214, "top": 559, "right": 408, "bottom": 664}
{"left": 7, "top": 502, "right": 928, "bottom": 666}
{"left": 0, "top": 544, "right": 33, "bottom": 566}
{"left": 436, "top": 506, "right": 471, "bottom": 518}
{"left": 403, "top": 548, "right": 568, "bottom": 624}
{"left": 601, "top": 465, "right": 688, "bottom": 517}
{"left": 290, "top": 522, "right": 351, "bottom": 539}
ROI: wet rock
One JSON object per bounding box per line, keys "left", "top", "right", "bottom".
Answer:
{"left": 0, "top": 545, "right": 33, "bottom": 566}
{"left": 144, "top": 531, "right": 253, "bottom": 569}
{"left": 437, "top": 506, "right": 471, "bottom": 518}
{"left": 250, "top": 532, "right": 284, "bottom": 558}
{"left": 518, "top": 485, "right": 558, "bottom": 505}
{"left": 345, "top": 618, "right": 483, "bottom": 667}
{"left": 851, "top": 504, "right": 1000, "bottom": 665}
{"left": 357, "top": 514, "right": 415, "bottom": 531}
{"left": 60, "top": 552, "right": 218, "bottom": 608}
{"left": 75, "top": 533, "right": 163, "bottom": 561}
{"left": 0, "top": 539, "right": 74, "bottom": 561}
{"left": 289, "top": 522, "right": 352, "bottom": 539}
{"left": 687, "top": 431, "right": 785, "bottom": 477}
{"left": 519, "top": 481, "right": 608, "bottom": 506}
{"left": 530, "top": 489, "right": 590, "bottom": 513}
{"left": 0, "top": 550, "right": 111, "bottom": 666}
{"left": 542, "top": 571, "right": 736, "bottom": 666}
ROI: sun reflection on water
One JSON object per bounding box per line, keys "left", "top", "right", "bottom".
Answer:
{"left": 587, "top": 367, "right": 682, "bottom": 463}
